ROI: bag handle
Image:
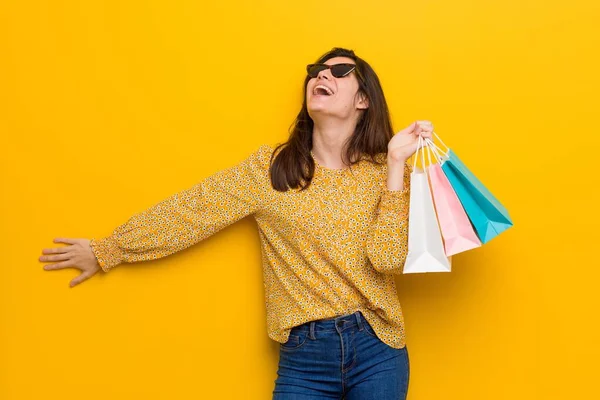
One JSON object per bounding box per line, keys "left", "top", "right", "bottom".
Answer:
{"left": 421, "top": 135, "right": 428, "bottom": 172}
{"left": 413, "top": 135, "right": 441, "bottom": 171}
{"left": 424, "top": 137, "right": 445, "bottom": 154}
{"left": 426, "top": 137, "right": 435, "bottom": 166}
{"left": 412, "top": 134, "right": 431, "bottom": 175}
{"left": 412, "top": 134, "right": 427, "bottom": 171}
{"left": 424, "top": 137, "right": 450, "bottom": 163}
{"left": 432, "top": 131, "right": 450, "bottom": 153}
{"left": 412, "top": 135, "right": 421, "bottom": 171}
{"left": 426, "top": 138, "right": 447, "bottom": 164}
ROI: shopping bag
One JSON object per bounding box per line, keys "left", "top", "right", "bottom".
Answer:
{"left": 425, "top": 135, "right": 513, "bottom": 244}
{"left": 426, "top": 144, "right": 482, "bottom": 256}
{"left": 403, "top": 136, "right": 452, "bottom": 274}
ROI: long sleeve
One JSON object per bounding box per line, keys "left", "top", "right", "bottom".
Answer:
{"left": 89, "top": 144, "right": 272, "bottom": 272}
{"left": 365, "top": 161, "right": 412, "bottom": 274}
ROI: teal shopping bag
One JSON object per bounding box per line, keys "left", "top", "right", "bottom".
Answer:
{"left": 425, "top": 135, "right": 513, "bottom": 244}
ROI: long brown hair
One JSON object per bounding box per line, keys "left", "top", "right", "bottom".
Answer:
{"left": 269, "top": 47, "right": 395, "bottom": 192}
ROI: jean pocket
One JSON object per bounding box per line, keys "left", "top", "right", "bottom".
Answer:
{"left": 280, "top": 330, "right": 308, "bottom": 351}
{"left": 362, "top": 319, "right": 379, "bottom": 338}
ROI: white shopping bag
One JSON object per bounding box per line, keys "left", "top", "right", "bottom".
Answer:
{"left": 403, "top": 136, "right": 452, "bottom": 274}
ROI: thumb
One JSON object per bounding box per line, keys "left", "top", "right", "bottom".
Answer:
{"left": 70, "top": 271, "right": 93, "bottom": 288}
{"left": 396, "top": 121, "right": 417, "bottom": 135}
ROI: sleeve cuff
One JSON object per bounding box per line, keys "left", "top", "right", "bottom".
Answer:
{"left": 89, "top": 236, "right": 123, "bottom": 272}
{"left": 379, "top": 187, "right": 410, "bottom": 216}
{"left": 378, "top": 161, "right": 411, "bottom": 215}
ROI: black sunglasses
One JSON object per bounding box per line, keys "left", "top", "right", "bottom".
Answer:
{"left": 306, "top": 63, "right": 363, "bottom": 80}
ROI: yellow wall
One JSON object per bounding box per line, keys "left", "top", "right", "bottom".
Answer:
{"left": 1, "top": 1, "right": 598, "bottom": 399}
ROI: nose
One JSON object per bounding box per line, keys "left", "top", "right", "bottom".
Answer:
{"left": 317, "top": 68, "right": 331, "bottom": 80}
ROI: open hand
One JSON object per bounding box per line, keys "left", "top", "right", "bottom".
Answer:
{"left": 40, "top": 238, "right": 101, "bottom": 288}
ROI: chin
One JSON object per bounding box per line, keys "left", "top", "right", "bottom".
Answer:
{"left": 308, "top": 105, "right": 326, "bottom": 112}
{"left": 307, "top": 102, "right": 331, "bottom": 113}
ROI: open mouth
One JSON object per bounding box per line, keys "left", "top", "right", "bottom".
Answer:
{"left": 313, "top": 85, "right": 334, "bottom": 96}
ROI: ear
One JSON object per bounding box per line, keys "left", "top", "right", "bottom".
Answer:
{"left": 356, "top": 91, "right": 369, "bottom": 110}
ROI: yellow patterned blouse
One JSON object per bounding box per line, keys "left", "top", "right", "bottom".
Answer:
{"left": 90, "top": 143, "right": 412, "bottom": 349}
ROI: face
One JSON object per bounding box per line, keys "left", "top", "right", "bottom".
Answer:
{"left": 306, "top": 56, "right": 368, "bottom": 122}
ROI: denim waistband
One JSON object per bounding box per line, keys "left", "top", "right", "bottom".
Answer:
{"left": 292, "top": 310, "right": 369, "bottom": 339}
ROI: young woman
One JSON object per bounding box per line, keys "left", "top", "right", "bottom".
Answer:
{"left": 40, "top": 47, "right": 433, "bottom": 399}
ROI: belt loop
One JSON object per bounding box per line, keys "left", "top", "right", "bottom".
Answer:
{"left": 309, "top": 321, "right": 316, "bottom": 340}
{"left": 354, "top": 310, "right": 364, "bottom": 331}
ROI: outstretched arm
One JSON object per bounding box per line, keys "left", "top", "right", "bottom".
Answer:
{"left": 90, "top": 144, "right": 272, "bottom": 272}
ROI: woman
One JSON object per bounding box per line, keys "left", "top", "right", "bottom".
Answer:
{"left": 40, "top": 47, "right": 433, "bottom": 399}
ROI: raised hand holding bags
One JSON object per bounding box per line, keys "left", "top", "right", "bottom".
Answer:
{"left": 403, "top": 135, "right": 452, "bottom": 274}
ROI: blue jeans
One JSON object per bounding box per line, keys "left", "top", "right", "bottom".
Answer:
{"left": 272, "top": 310, "right": 410, "bottom": 399}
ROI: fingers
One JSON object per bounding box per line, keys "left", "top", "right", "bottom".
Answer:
{"left": 69, "top": 271, "right": 94, "bottom": 288}
{"left": 41, "top": 238, "right": 75, "bottom": 259}
{"left": 396, "top": 121, "right": 418, "bottom": 135}
{"left": 41, "top": 246, "right": 70, "bottom": 255}
{"left": 40, "top": 238, "right": 76, "bottom": 268}
{"left": 397, "top": 120, "right": 435, "bottom": 137}
{"left": 415, "top": 120, "right": 433, "bottom": 135}
{"left": 39, "top": 252, "right": 71, "bottom": 263}
{"left": 52, "top": 238, "right": 79, "bottom": 244}
{"left": 43, "top": 261, "right": 72, "bottom": 271}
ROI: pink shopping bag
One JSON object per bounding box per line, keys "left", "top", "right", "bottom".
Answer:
{"left": 426, "top": 142, "right": 482, "bottom": 256}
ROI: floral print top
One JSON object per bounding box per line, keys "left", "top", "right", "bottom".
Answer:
{"left": 90, "top": 143, "right": 412, "bottom": 349}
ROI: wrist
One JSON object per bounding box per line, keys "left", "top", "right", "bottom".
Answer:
{"left": 387, "top": 153, "right": 408, "bottom": 165}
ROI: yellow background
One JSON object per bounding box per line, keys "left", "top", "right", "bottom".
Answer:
{"left": 1, "top": 1, "right": 598, "bottom": 399}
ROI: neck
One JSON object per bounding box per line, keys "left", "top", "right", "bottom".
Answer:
{"left": 311, "top": 117, "right": 356, "bottom": 169}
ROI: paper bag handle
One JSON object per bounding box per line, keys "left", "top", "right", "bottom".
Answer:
{"left": 432, "top": 131, "right": 450, "bottom": 153}
{"left": 412, "top": 135, "right": 430, "bottom": 174}
{"left": 426, "top": 138, "right": 447, "bottom": 164}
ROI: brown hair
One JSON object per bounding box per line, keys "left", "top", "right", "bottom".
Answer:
{"left": 269, "top": 47, "right": 395, "bottom": 192}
